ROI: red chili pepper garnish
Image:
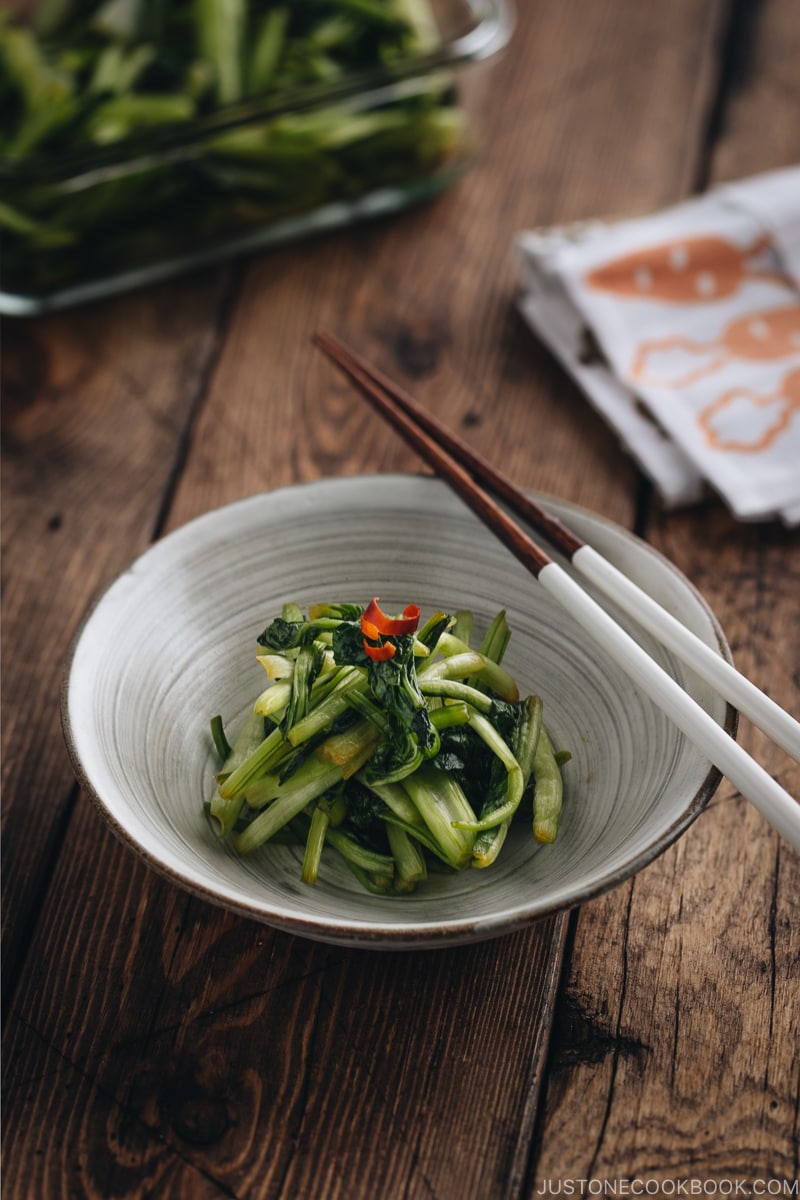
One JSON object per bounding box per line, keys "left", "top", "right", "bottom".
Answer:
{"left": 361, "top": 597, "right": 421, "bottom": 637}
{"left": 363, "top": 638, "right": 397, "bottom": 661}
{"left": 361, "top": 617, "right": 381, "bottom": 642}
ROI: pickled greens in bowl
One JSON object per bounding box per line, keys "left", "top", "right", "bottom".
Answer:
{"left": 206, "top": 599, "right": 568, "bottom": 895}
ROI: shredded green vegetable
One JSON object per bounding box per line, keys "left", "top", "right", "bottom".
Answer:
{"left": 205, "top": 600, "right": 569, "bottom": 894}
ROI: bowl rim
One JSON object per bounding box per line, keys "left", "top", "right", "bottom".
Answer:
{"left": 60, "top": 473, "right": 735, "bottom": 947}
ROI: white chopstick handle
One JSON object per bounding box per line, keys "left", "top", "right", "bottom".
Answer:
{"left": 573, "top": 545, "right": 800, "bottom": 762}
{"left": 539, "top": 562, "right": 800, "bottom": 851}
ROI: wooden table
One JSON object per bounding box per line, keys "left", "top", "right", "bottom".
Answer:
{"left": 3, "top": 2, "right": 799, "bottom": 1194}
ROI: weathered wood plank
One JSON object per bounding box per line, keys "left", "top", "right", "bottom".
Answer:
{"left": 531, "top": 0, "right": 800, "bottom": 1184}
{"left": 2, "top": 802, "right": 568, "bottom": 1200}
{"left": 2, "top": 0, "right": 778, "bottom": 1196}
{"left": 710, "top": 0, "right": 800, "bottom": 182}
{"left": 1, "top": 276, "right": 231, "bottom": 1003}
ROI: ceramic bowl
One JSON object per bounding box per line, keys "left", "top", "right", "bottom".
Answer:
{"left": 62, "top": 475, "right": 733, "bottom": 947}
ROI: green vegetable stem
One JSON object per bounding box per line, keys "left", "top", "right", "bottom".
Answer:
{"left": 206, "top": 599, "right": 569, "bottom": 894}
{"left": 532, "top": 724, "right": 565, "bottom": 844}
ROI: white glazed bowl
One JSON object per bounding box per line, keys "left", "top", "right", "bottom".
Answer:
{"left": 62, "top": 475, "right": 733, "bottom": 947}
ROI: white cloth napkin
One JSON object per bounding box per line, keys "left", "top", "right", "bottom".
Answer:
{"left": 516, "top": 167, "right": 800, "bottom": 524}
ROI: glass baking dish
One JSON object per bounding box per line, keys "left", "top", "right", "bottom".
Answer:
{"left": 0, "top": 0, "right": 513, "bottom": 315}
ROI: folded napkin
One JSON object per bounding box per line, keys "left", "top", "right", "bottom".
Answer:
{"left": 516, "top": 166, "right": 800, "bottom": 524}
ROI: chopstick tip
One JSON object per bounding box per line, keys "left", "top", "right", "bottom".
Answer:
{"left": 312, "top": 328, "right": 338, "bottom": 355}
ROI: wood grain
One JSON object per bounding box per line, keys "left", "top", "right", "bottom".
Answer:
{"left": 710, "top": 0, "right": 800, "bottom": 182}
{"left": 2, "top": 0, "right": 798, "bottom": 1195}
{"left": 0, "top": 275, "right": 232, "bottom": 1007}
{"left": 2, "top": 801, "right": 569, "bottom": 1199}
{"left": 530, "top": 0, "right": 800, "bottom": 1185}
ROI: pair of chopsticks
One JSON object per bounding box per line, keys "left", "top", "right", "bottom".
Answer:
{"left": 313, "top": 329, "right": 800, "bottom": 852}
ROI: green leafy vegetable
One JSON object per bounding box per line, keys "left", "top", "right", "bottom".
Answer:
{"left": 206, "top": 599, "right": 569, "bottom": 894}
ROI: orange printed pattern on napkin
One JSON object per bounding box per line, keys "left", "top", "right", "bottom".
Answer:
{"left": 629, "top": 302, "right": 800, "bottom": 388}
{"left": 585, "top": 233, "right": 789, "bottom": 303}
{"left": 699, "top": 367, "right": 800, "bottom": 453}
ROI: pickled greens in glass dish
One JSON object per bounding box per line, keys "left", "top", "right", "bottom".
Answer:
{"left": 207, "top": 599, "right": 568, "bottom": 896}
{"left": 0, "top": 0, "right": 511, "bottom": 311}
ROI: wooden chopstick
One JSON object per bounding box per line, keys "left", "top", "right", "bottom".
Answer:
{"left": 313, "top": 329, "right": 800, "bottom": 850}
{"left": 314, "top": 331, "right": 800, "bottom": 763}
